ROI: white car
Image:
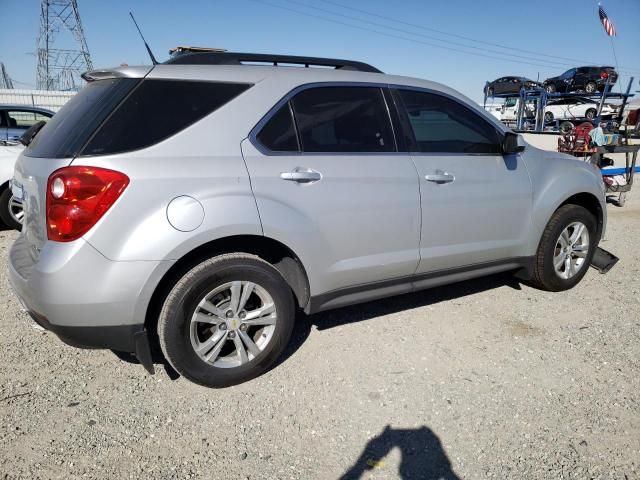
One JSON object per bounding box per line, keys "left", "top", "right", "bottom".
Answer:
{"left": 0, "top": 141, "right": 24, "bottom": 230}
{"left": 544, "top": 97, "right": 618, "bottom": 123}
{"left": 500, "top": 97, "right": 618, "bottom": 124}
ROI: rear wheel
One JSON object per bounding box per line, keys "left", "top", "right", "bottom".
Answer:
{"left": 585, "top": 81, "right": 597, "bottom": 94}
{"left": 585, "top": 108, "right": 597, "bottom": 120}
{"left": 530, "top": 205, "right": 597, "bottom": 291}
{"left": 158, "top": 253, "right": 295, "bottom": 388}
{"left": 544, "top": 111, "right": 554, "bottom": 123}
{"left": 0, "top": 188, "right": 23, "bottom": 231}
{"left": 545, "top": 84, "right": 556, "bottom": 93}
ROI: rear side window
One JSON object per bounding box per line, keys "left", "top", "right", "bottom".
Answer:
{"left": 291, "top": 87, "right": 395, "bottom": 153}
{"left": 396, "top": 89, "right": 501, "bottom": 154}
{"left": 26, "top": 78, "right": 138, "bottom": 158}
{"left": 256, "top": 103, "right": 299, "bottom": 152}
{"left": 82, "top": 80, "right": 251, "bottom": 156}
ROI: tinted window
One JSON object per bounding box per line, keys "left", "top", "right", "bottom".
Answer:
{"left": 82, "top": 80, "right": 251, "bottom": 156}
{"left": 560, "top": 69, "right": 576, "bottom": 80}
{"left": 291, "top": 87, "right": 395, "bottom": 153}
{"left": 397, "top": 89, "right": 501, "bottom": 154}
{"left": 256, "top": 103, "right": 298, "bottom": 152}
{"left": 26, "top": 78, "right": 138, "bottom": 158}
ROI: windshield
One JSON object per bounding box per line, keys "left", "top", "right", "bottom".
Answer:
{"left": 25, "top": 78, "right": 139, "bottom": 158}
{"left": 559, "top": 69, "right": 575, "bottom": 80}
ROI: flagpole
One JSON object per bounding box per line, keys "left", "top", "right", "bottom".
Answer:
{"left": 598, "top": 1, "right": 621, "bottom": 93}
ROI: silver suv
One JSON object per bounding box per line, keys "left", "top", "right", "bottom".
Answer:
{"left": 8, "top": 52, "right": 607, "bottom": 388}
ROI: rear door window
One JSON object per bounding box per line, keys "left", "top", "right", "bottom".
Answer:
{"left": 256, "top": 103, "right": 299, "bottom": 152}
{"left": 291, "top": 86, "right": 395, "bottom": 153}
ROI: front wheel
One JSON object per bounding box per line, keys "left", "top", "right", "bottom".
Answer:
{"left": 544, "top": 111, "right": 554, "bottom": 123}
{"left": 585, "top": 81, "right": 597, "bottom": 94}
{"left": 585, "top": 108, "right": 597, "bottom": 120}
{"left": 530, "top": 205, "right": 597, "bottom": 291}
{"left": 545, "top": 84, "right": 556, "bottom": 93}
{"left": 158, "top": 253, "right": 295, "bottom": 388}
{"left": 0, "top": 188, "right": 23, "bottom": 230}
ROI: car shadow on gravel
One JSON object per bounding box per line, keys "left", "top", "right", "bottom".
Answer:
{"left": 116, "top": 272, "right": 521, "bottom": 381}
{"left": 340, "top": 425, "right": 460, "bottom": 479}
{"left": 272, "top": 271, "right": 522, "bottom": 372}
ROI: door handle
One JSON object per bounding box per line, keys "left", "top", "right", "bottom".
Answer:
{"left": 425, "top": 172, "right": 455, "bottom": 184}
{"left": 280, "top": 168, "right": 322, "bottom": 184}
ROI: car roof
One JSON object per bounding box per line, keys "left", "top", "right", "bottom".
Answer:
{"left": 86, "top": 62, "right": 510, "bottom": 134}
{"left": 0, "top": 104, "right": 55, "bottom": 115}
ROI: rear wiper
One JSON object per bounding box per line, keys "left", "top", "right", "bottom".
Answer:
{"left": 19, "top": 120, "right": 46, "bottom": 147}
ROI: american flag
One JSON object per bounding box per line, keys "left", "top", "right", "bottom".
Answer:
{"left": 599, "top": 4, "right": 617, "bottom": 37}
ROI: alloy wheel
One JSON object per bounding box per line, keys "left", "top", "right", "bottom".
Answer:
{"left": 190, "top": 281, "right": 277, "bottom": 368}
{"left": 553, "top": 222, "right": 590, "bottom": 280}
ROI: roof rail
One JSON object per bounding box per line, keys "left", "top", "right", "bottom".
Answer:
{"left": 163, "top": 51, "right": 383, "bottom": 73}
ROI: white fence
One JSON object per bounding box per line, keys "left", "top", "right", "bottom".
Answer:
{"left": 0, "top": 88, "right": 75, "bottom": 113}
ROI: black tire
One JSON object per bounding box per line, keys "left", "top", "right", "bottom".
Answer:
{"left": 585, "top": 81, "right": 597, "bottom": 94}
{"left": 544, "top": 111, "right": 554, "bottom": 123}
{"left": 530, "top": 205, "right": 598, "bottom": 292}
{"left": 0, "top": 188, "right": 22, "bottom": 231}
{"left": 545, "top": 84, "right": 556, "bottom": 93}
{"left": 158, "top": 253, "right": 295, "bottom": 388}
{"left": 585, "top": 108, "right": 597, "bottom": 120}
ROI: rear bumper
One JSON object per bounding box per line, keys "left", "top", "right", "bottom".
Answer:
{"left": 8, "top": 234, "right": 168, "bottom": 372}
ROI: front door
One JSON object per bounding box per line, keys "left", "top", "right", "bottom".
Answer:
{"left": 242, "top": 85, "right": 421, "bottom": 296}
{"left": 392, "top": 88, "right": 532, "bottom": 274}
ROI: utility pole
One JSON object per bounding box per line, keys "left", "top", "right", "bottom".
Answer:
{"left": 36, "top": 0, "right": 93, "bottom": 91}
{"left": 0, "top": 63, "right": 14, "bottom": 89}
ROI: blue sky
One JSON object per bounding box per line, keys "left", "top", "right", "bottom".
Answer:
{"left": 1, "top": 0, "right": 639, "bottom": 102}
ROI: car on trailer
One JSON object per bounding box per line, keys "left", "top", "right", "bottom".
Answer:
{"left": 484, "top": 76, "right": 541, "bottom": 97}
{"left": 543, "top": 66, "right": 618, "bottom": 94}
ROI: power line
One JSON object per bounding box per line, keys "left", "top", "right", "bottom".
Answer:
{"left": 255, "top": 0, "right": 640, "bottom": 76}
{"left": 320, "top": 0, "right": 621, "bottom": 70}
{"left": 285, "top": 0, "right": 575, "bottom": 69}
{"left": 251, "top": 0, "right": 586, "bottom": 71}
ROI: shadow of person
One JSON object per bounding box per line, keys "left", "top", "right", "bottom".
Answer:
{"left": 341, "top": 425, "right": 460, "bottom": 480}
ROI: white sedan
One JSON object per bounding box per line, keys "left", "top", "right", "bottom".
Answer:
{"left": 0, "top": 141, "right": 24, "bottom": 230}
{"left": 544, "top": 97, "right": 618, "bottom": 123}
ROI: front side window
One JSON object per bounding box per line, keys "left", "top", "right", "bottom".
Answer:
{"left": 560, "top": 69, "right": 576, "bottom": 80}
{"left": 6, "top": 110, "right": 51, "bottom": 128}
{"left": 291, "top": 86, "right": 395, "bottom": 153}
{"left": 396, "top": 89, "right": 501, "bottom": 154}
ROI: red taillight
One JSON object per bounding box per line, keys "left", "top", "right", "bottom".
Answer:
{"left": 46, "top": 166, "right": 129, "bottom": 242}
{"left": 600, "top": 71, "right": 609, "bottom": 79}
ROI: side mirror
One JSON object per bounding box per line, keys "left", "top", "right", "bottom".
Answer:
{"left": 502, "top": 132, "right": 525, "bottom": 155}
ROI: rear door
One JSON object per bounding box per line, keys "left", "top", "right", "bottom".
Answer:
{"left": 391, "top": 88, "right": 532, "bottom": 273}
{"left": 241, "top": 85, "right": 421, "bottom": 296}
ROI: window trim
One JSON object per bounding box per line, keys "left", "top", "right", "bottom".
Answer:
{"left": 389, "top": 86, "right": 505, "bottom": 156}
{"left": 249, "top": 82, "right": 401, "bottom": 156}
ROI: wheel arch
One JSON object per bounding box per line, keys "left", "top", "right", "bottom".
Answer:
{"left": 144, "top": 234, "right": 311, "bottom": 332}
{"left": 558, "top": 192, "right": 604, "bottom": 241}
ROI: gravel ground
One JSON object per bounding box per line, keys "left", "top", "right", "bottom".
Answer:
{"left": 1, "top": 195, "right": 639, "bottom": 480}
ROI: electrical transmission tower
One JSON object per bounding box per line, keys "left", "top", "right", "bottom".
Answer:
{"left": 37, "top": 0, "right": 93, "bottom": 91}
{"left": 0, "top": 63, "right": 14, "bottom": 89}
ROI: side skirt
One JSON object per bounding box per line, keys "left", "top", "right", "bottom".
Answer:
{"left": 306, "top": 257, "right": 534, "bottom": 314}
